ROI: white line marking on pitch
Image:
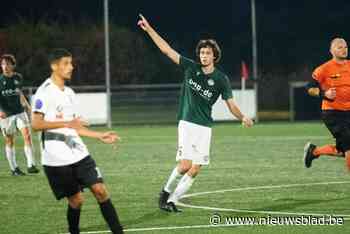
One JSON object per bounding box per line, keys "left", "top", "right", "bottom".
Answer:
{"left": 62, "top": 181, "right": 350, "bottom": 234}
{"left": 181, "top": 181, "right": 350, "bottom": 198}
{"left": 66, "top": 224, "right": 239, "bottom": 234}
{"left": 178, "top": 181, "right": 350, "bottom": 217}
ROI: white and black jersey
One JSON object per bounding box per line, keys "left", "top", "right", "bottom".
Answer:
{"left": 32, "top": 78, "right": 89, "bottom": 166}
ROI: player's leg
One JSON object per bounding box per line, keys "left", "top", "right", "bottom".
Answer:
{"left": 337, "top": 117, "right": 350, "bottom": 172}
{"left": 339, "top": 128, "right": 350, "bottom": 171}
{"left": 44, "top": 164, "right": 83, "bottom": 234}
{"left": 17, "top": 112, "right": 39, "bottom": 173}
{"left": 159, "top": 159, "right": 191, "bottom": 211}
{"left": 313, "top": 144, "right": 341, "bottom": 156}
{"left": 167, "top": 164, "right": 201, "bottom": 210}
{"left": 77, "top": 156, "right": 123, "bottom": 233}
{"left": 159, "top": 159, "right": 191, "bottom": 206}
{"left": 159, "top": 120, "right": 192, "bottom": 209}
{"left": 165, "top": 121, "right": 211, "bottom": 212}
{"left": 90, "top": 183, "right": 123, "bottom": 234}
{"left": 4, "top": 134, "right": 15, "bottom": 170}
{"left": 1, "top": 117, "right": 24, "bottom": 175}
{"left": 67, "top": 192, "right": 84, "bottom": 234}
{"left": 19, "top": 127, "right": 39, "bottom": 173}
{"left": 304, "top": 112, "right": 345, "bottom": 168}
{"left": 4, "top": 134, "right": 20, "bottom": 175}
{"left": 345, "top": 151, "right": 350, "bottom": 171}
{"left": 164, "top": 160, "right": 192, "bottom": 193}
{"left": 304, "top": 142, "right": 343, "bottom": 168}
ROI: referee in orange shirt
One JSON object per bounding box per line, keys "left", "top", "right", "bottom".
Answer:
{"left": 304, "top": 38, "right": 350, "bottom": 169}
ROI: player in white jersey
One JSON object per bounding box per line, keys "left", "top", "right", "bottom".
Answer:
{"left": 31, "top": 49, "right": 123, "bottom": 234}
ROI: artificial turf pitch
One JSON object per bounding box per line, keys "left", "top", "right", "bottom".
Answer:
{"left": 1, "top": 122, "right": 349, "bottom": 234}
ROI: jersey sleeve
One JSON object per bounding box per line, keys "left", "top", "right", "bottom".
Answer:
{"left": 14, "top": 73, "right": 24, "bottom": 89}
{"left": 179, "top": 56, "right": 196, "bottom": 70}
{"left": 312, "top": 66, "right": 324, "bottom": 83}
{"left": 32, "top": 91, "right": 49, "bottom": 115}
{"left": 221, "top": 75, "right": 233, "bottom": 100}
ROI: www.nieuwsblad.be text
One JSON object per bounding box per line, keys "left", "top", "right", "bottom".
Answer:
{"left": 209, "top": 213, "right": 344, "bottom": 226}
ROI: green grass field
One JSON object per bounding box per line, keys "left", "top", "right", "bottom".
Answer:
{"left": 1, "top": 122, "right": 350, "bottom": 234}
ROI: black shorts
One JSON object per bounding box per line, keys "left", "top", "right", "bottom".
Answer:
{"left": 322, "top": 110, "right": 350, "bottom": 153}
{"left": 43, "top": 156, "right": 103, "bottom": 200}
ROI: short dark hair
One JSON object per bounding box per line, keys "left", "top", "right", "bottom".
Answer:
{"left": 0, "top": 54, "right": 16, "bottom": 66}
{"left": 195, "top": 39, "right": 222, "bottom": 63}
{"left": 48, "top": 48, "right": 72, "bottom": 64}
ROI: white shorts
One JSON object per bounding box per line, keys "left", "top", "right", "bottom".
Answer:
{"left": 0, "top": 112, "right": 30, "bottom": 136}
{"left": 176, "top": 120, "right": 212, "bottom": 165}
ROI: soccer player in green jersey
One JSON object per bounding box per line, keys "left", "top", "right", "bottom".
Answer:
{"left": 138, "top": 15, "right": 254, "bottom": 212}
{"left": 0, "top": 54, "right": 39, "bottom": 175}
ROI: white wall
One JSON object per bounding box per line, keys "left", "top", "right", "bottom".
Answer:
{"left": 76, "top": 93, "right": 107, "bottom": 125}
{"left": 212, "top": 89, "right": 256, "bottom": 121}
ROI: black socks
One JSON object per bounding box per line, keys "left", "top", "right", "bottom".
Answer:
{"left": 67, "top": 205, "right": 81, "bottom": 234}
{"left": 67, "top": 199, "right": 123, "bottom": 234}
{"left": 99, "top": 199, "right": 123, "bottom": 234}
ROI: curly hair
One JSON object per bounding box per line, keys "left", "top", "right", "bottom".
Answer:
{"left": 0, "top": 54, "right": 16, "bottom": 66}
{"left": 195, "top": 39, "right": 222, "bottom": 63}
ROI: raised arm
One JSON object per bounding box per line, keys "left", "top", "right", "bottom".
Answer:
{"left": 225, "top": 98, "right": 253, "bottom": 127}
{"left": 138, "top": 14, "right": 180, "bottom": 65}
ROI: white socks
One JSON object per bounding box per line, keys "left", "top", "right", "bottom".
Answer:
{"left": 5, "top": 145, "right": 35, "bottom": 171}
{"left": 168, "top": 173, "right": 194, "bottom": 203}
{"left": 164, "top": 167, "right": 183, "bottom": 193}
{"left": 5, "top": 146, "right": 17, "bottom": 171}
{"left": 24, "top": 145, "right": 35, "bottom": 168}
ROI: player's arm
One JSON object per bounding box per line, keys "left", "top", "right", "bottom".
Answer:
{"left": 76, "top": 127, "right": 120, "bottom": 144}
{"left": 225, "top": 98, "right": 253, "bottom": 127}
{"left": 306, "top": 80, "right": 336, "bottom": 100}
{"left": 20, "top": 92, "right": 32, "bottom": 112}
{"left": 0, "top": 105, "right": 6, "bottom": 119}
{"left": 0, "top": 112, "right": 6, "bottom": 119}
{"left": 138, "top": 14, "right": 180, "bottom": 65}
{"left": 0, "top": 95, "right": 6, "bottom": 118}
{"left": 31, "top": 112, "right": 88, "bottom": 131}
{"left": 17, "top": 74, "right": 29, "bottom": 109}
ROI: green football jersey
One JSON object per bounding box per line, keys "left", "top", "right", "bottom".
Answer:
{"left": 177, "top": 56, "right": 233, "bottom": 127}
{"left": 0, "top": 73, "right": 25, "bottom": 116}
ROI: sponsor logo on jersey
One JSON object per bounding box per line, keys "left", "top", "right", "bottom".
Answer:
{"left": 55, "top": 105, "right": 64, "bottom": 119}
{"left": 207, "top": 79, "right": 215, "bottom": 86}
{"left": 1, "top": 88, "right": 20, "bottom": 97}
{"left": 56, "top": 105, "right": 63, "bottom": 112}
{"left": 35, "top": 99, "right": 43, "bottom": 109}
{"left": 188, "top": 79, "right": 213, "bottom": 100}
{"left": 55, "top": 113, "right": 63, "bottom": 119}
{"left": 330, "top": 74, "right": 341, "bottom": 79}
